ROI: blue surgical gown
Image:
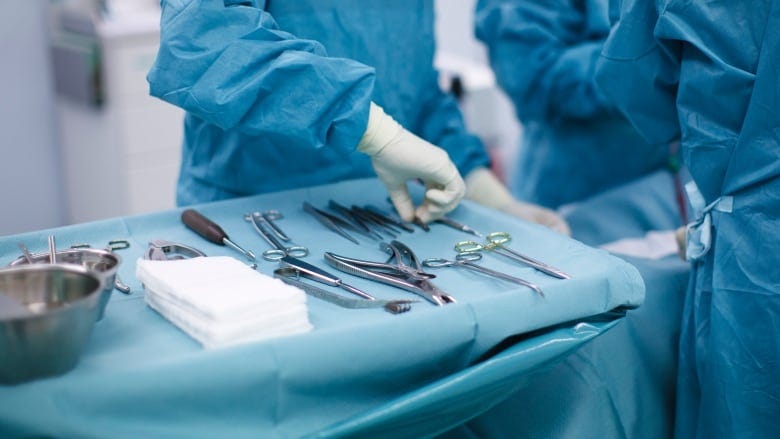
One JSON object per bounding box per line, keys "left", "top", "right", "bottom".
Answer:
{"left": 596, "top": 0, "right": 780, "bottom": 437}
{"left": 148, "top": 0, "right": 490, "bottom": 205}
{"left": 474, "top": 0, "right": 670, "bottom": 208}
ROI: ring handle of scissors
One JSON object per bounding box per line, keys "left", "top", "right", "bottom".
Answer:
{"left": 422, "top": 252, "right": 481, "bottom": 268}
{"left": 455, "top": 252, "right": 482, "bottom": 262}
{"left": 454, "top": 240, "right": 485, "bottom": 253}
{"left": 284, "top": 246, "right": 309, "bottom": 258}
{"left": 262, "top": 246, "right": 309, "bottom": 261}
{"left": 455, "top": 232, "right": 511, "bottom": 253}
{"left": 485, "top": 231, "right": 511, "bottom": 245}
{"left": 262, "top": 249, "right": 286, "bottom": 261}
{"left": 422, "top": 258, "right": 454, "bottom": 268}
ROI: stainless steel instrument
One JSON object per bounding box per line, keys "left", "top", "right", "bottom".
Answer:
{"left": 324, "top": 240, "right": 456, "bottom": 306}
{"left": 245, "top": 212, "right": 309, "bottom": 261}
{"left": 455, "top": 231, "right": 571, "bottom": 280}
{"left": 278, "top": 256, "right": 374, "bottom": 300}
{"left": 273, "top": 267, "right": 415, "bottom": 314}
{"left": 144, "top": 240, "right": 207, "bottom": 261}
{"left": 423, "top": 252, "right": 544, "bottom": 297}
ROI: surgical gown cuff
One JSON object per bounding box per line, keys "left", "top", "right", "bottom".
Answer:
{"left": 464, "top": 167, "right": 514, "bottom": 211}
{"left": 356, "top": 102, "right": 403, "bottom": 156}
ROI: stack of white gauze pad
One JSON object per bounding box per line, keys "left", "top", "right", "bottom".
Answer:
{"left": 136, "top": 256, "right": 312, "bottom": 349}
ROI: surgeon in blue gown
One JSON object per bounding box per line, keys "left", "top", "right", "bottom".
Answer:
{"left": 474, "top": 0, "right": 673, "bottom": 209}
{"left": 596, "top": 1, "right": 780, "bottom": 436}
{"left": 147, "top": 0, "right": 569, "bottom": 233}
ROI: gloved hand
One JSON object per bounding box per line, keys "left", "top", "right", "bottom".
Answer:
{"left": 465, "top": 167, "right": 571, "bottom": 236}
{"left": 358, "top": 102, "right": 465, "bottom": 223}
{"left": 675, "top": 226, "right": 687, "bottom": 260}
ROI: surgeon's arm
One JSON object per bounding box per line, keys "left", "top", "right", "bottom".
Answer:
{"left": 475, "top": 0, "right": 609, "bottom": 121}
{"left": 148, "top": 0, "right": 374, "bottom": 155}
{"left": 593, "top": 0, "right": 680, "bottom": 145}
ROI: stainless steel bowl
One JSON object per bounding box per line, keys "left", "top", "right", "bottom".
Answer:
{"left": 0, "top": 264, "right": 103, "bottom": 384}
{"left": 9, "top": 248, "right": 121, "bottom": 321}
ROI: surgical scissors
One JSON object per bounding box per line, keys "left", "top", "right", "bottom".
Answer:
{"left": 244, "top": 212, "right": 309, "bottom": 261}
{"left": 423, "top": 252, "right": 544, "bottom": 297}
{"left": 455, "top": 231, "right": 571, "bottom": 280}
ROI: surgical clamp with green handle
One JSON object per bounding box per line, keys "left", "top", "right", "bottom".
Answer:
{"left": 423, "top": 252, "right": 544, "bottom": 297}
{"left": 455, "top": 231, "right": 571, "bottom": 280}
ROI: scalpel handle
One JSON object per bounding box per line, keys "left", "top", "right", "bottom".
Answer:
{"left": 182, "top": 209, "right": 227, "bottom": 245}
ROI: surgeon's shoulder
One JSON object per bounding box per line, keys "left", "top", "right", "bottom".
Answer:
{"left": 161, "top": 0, "right": 262, "bottom": 17}
{"left": 160, "top": 0, "right": 189, "bottom": 11}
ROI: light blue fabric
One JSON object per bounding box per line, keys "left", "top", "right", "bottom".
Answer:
{"left": 596, "top": 1, "right": 780, "bottom": 436}
{"left": 682, "top": 180, "right": 733, "bottom": 262}
{"left": 440, "top": 169, "right": 689, "bottom": 439}
{"left": 0, "top": 179, "right": 644, "bottom": 437}
{"left": 147, "top": 0, "right": 490, "bottom": 206}
{"left": 312, "top": 317, "right": 623, "bottom": 439}
{"left": 474, "top": 0, "right": 670, "bottom": 208}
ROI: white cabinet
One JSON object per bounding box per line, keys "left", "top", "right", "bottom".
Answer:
{"left": 52, "top": 8, "right": 183, "bottom": 224}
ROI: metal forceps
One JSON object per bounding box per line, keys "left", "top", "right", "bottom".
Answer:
{"left": 244, "top": 212, "right": 309, "bottom": 261}
{"left": 455, "top": 231, "right": 571, "bottom": 280}
{"left": 423, "top": 252, "right": 544, "bottom": 297}
{"left": 324, "top": 240, "right": 456, "bottom": 306}
{"left": 256, "top": 210, "right": 290, "bottom": 241}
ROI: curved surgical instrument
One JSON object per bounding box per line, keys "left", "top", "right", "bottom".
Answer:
{"left": 455, "top": 231, "right": 571, "bottom": 280}
{"left": 324, "top": 241, "right": 455, "bottom": 306}
{"left": 244, "top": 212, "right": 309, "bottom": 261}
{"left": 423, "top": 252, "right": 544, "bottom": 297}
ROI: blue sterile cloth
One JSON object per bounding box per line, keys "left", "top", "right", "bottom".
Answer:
{"left": 440, "top": 170, "right": 689, "bottom": 439}
{"left": 0, "top": 179, "right": 643, "bottom": 438}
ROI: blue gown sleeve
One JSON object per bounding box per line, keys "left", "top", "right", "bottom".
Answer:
{"left": 416, "top": 89, "right": 492, "bottom": 178}
{"left": 597, "top": 0, "right": 772, "bottom": 196}
{"left": 593, "top": 0, "right": 680, "bottom": 145}
{"left": 474, "top": 0, "right": 610, "bottom": 121}
{"left": 147, "top": 0, "right": 376, "bottom": 155}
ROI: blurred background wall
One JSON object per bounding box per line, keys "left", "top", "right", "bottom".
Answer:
{"left": 0, "top": 1, "right": 66, "bottom": 235}
{"left": 0, "top": 0, "right": 519, "bottom": 237}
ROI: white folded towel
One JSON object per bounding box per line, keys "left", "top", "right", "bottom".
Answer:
{"left": 600, "top": 230, "right": 679, "bottom": 260}
{"left": 136, "top": 256, "right": 312, "bottom": 348}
